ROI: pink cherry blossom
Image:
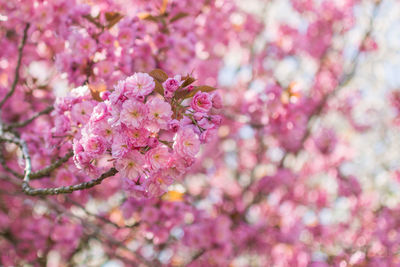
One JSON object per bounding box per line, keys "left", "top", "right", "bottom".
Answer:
{"left": 115, "top": 150, "right": 145, "bottom": 179}
{"left": 174, "top": 128, "right": 200, "bottom": 157}
{"left": 145, "top": 145, "right": 171, "bottom": 171}
{"left": 120, "top": 99, "right": 148, "bottom": 129}
{"left": 190, "top": 91, "right": 213, "bottom": 113}
{"left": 146, "top": 96, "right": 173, "bottom": 131}
{"left": 124, "top": 72, "right": 155, "bottom": 97}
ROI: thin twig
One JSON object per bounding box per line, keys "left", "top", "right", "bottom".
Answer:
{"left": 29, "top": 150, "right": 73, "bottom": 180}
{"left": 22, "top": 167, "right": 118, "bottom": 196}
{"left": 0, "top": 23, "right": 30, "bottom": 109}
{"left": 4, "top": 106, "right": 54, "bottom": 131}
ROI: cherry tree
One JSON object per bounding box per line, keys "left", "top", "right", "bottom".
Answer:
{"left": 1, "top": 0, "right": 399, "bottom": 266}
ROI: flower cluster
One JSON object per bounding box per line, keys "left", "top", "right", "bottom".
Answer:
{"left": 53, "top": 70, "right": 221, "bottom": 198}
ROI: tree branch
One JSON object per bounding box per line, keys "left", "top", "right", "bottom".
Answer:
{"left": 0, "top": 23, "right": 30, "bottom": 109}
{"left": 4, "top": 105, "right": 54, "bottom": 131}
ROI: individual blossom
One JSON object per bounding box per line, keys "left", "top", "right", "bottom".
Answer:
{"left": 99, "top": 31, "right": 115, "bottom": 48}
{"left": 190, "top": 91, "right": 213, "bottom": 113}
{"left": 128, "top": 128, "right": 149, "bottom": 147}
{"left": 81, "top": 134, "right": 107, "bottom": 156}
{"left": 72, "top": 141, "right": 91, "bottom": 170}
{"left": 163, "top": 76, "right": 181, "bottom": 93}
{"left": 52, "top": 114, "right": 71, "bottom": 136}
{"left": 55, "top": 169, "right": 77, "bottom": 186}
{"left": 147, "top": 137, "right": 159, "bottom": 148}
{"left": 211, "top": 92, "right": 223, "bottom": 109}
{"left": 115, "top": 150, "right": 145, "bottom": 179}
{"left": 146, "top": 96, "right": 173, "bottom": 131}
{"left": 120, "top": 99, "right": 148, "bottom": 129}
{"left": 200, "top": 128, "right": 217, "bottom": 143}
{"left": 141, "top": 206, "right": 159, "bottom": 224}
{"left": 78, "top": 37, "right": 97, "bottom": 55}
{"left": 95, "top": 60, "right": 114, "bottom": 78}
{"left": 70, "top": 101, "right": 95, "bottom": 125}
{"left": 90, "top": 102, "right": 109, "bottom": 122}
{"left": 145, "top": 145, "right": 171, "bottom": 171}
{"left": 118, "top": 27, "right": 135, "bottom": 48}
{"left": 111, "top": 134, "right": 130, "bottom": 159}
{"left": 173, "top": 128, "right": 200, "bottom": 157}
{"left": 124, "top": 72, "right": 155, "bottom": 98}
{"left": 168, "top": 119, "right": 180, "bottom": 132}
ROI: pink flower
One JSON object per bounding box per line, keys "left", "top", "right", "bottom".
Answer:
{"left": 70, "top": 101, "right": 95, "bottom": 125}
{"left": 55, "top": 169, "right": 77, "bottom": 186}
{"left": 190, "top": 91, "right": 212, "bottom": 113}
{"left": 81, "top": 134, "right": 106, "bottom": 155}
{"left": 168, "top": 119, "right": 180, "bottom": 132}
{"left": 141, "top": 206, "right": 159, "bottom": 223}
{"left": 163, "top": 77, "right": 181, "bottom": 93}
{"left": 118, "top": 27, "right": 135, "bottom": 47}
{"left": 211, "top": 92, "right": 223, "bottom": 109}
{"left": 95, "top": 60, "right": 114, "bottom": 78}
{"left": 72, "top": 141, "right": 90, "bottom": 169}
{"left": 210, "top": 115, "right": 222, "bottom": 125}
{"left": 78, "top": 37, "right": 97, "bottom": 55}
{"left": 197, "top": 117, "right": 213, "bottom": 129}
{"left": 146, "top": 97, "right": 173, "bottom": 131}
{"left": 111, "top": 134, "right": 129, "bottom": 159}
{"left": 173, "top": 128, "right": 200, "bottom": 157}
{"left": 200, "top": 128, "right": 217, "bottom": 143}
{"left": 90, "top": 120, "right": 113, "bottom": 143}
{"left": 125, "top": 72, "right": 155, "bottom": 97}
{"left": 120, "top": 99, "right": 148, "bottom": 129}
{"left": 53, "top": 114, "right": 71, "bottom": 135}
{"left": 147, "top": 137, "right": 159, "bottom": 148}
{"left": 128, "top": 128, "right": 149, "bottom": 147}
{"left": 145, "top": 145, "right": 170, "bottom": 170}
{"left": 99, "top": 31, "right": 114, "bottom": 48}
{"left": 115, "top": 150, "right": 145, "bottom": 179}
{"left": 90, "top": 102, "right": 109, "bottom": 122}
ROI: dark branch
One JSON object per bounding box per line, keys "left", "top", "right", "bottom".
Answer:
{"left": 0, "top": 23, "right": 30, "bottom": 109}
{"left": 4, "top": 106, "right": 54, "bottom": 131}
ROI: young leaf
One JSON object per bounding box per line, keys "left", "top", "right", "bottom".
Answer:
{"left": 170, "top": 12, "right": 189, "bottom": 23}
{"left": 149, "top": 69, "right": 169, "bottom": 83}
{"left": 105, "top": 12, "right": 123, "bottom": 29}
{"left": 82, "top": 14, "right": 103, "bottom": 29}
{"left": 160, "top": 0, "right": 169, "bottom": 14}
{"left": 139, "top": 13, "right": 159, "bottom": 23}
{"left": 153, "top": 80, "right": 164, "bottom": 96}
{"left": 181, "top": 76, "right": 196, "bottom": 88}
{"left": 89, "top": 83, "right": 107, "bottom": 102}
{"left": 197, "top": 85, "right": 217, "bottom": 93}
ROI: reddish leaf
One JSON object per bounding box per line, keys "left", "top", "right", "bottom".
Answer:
{"left": 170, "top": 12, "right": 189, "bottom": 23}
{"left": 82, "top": 14, "right": 103, "bottom": 29}
{"left": 197, "top": 85, "right": 217, "bottom": 93}
{"left": 89, "top": 83, "right": 107, "bottom": 102}
{"left": 181, "top": 75, "right": 196, "bottom": 88}
{"left": 139, "top": 13, "right": 159, "bottom": 23}
{"left": 149, "top": 69, "right": 169, "bottom": 83}
{"left": 154, "top": 80, "right": 164, "bottom": 96}
{"left": 105, "top": 12, "right": 123, "bottom": 29}
{"left": 160, "top": 0, "right": 169, "bottom": 14}
{"left": 175, "top": 85, "right": 217, "bottom": 100}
